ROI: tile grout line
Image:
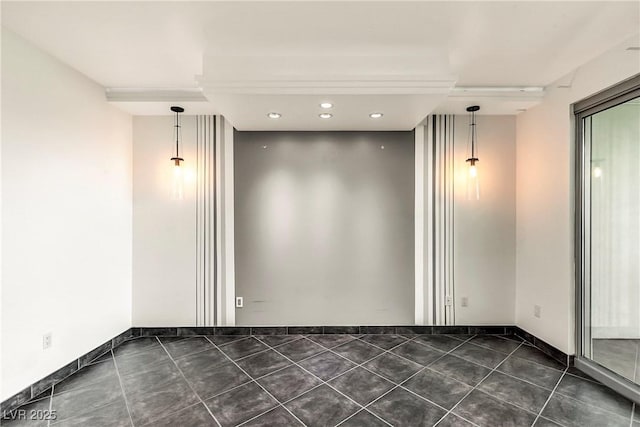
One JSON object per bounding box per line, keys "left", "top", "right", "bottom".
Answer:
{"left": 334, "top": 334, "right": 481, "bottom": 427}
{"left": 434, "top": 337, "right": 575, "bottom": 390}
{"left": 163, "top": 336, "right": 254, "bottom": 363}
{"left": 230, "top": 335, "right": 306, "bottom": 362}
{"left": 352, "top": 334, "right": 524, "bottom": 374}
{"left": 509, "top": 338, "right": 571, "bottom": 374}
{"left": 558, "top": 368, "right": 602, "bottom": 386}
{"left": 154, "top": 337, "right": 223, "bottom": 427}
{"left": 191, "top": 335, "right": 364, "bottom": 404}
{"left": 48, "top": 377, "right": 144, "bottom": 427}
{"left": 418, "top": 352, "right": 562, "bottom": 424}
{"left": 432, "top": 341, "right": 527, "bottom": 426}
{"left": 357, "top": 333, "right": 568, "bottom": 385}
{"left": 203, "top": 336, "right": 309, "bottom": 427}
{"left": 313, "top": 335, "right": 442, "bottom": 426}
{"left": 531, "top": 366, "right": 569, "bottom": 427}
{"left": 234, "top": 384, "right": 324, "bottom": 427}
{"left": 373, "top": 335, "right": 481, "bottom": 426}
{"left": 110, "top": 349, "right": 136, "bottom": 427}
{"left": 163, "top": 334, "right": 304, "bottom": 367}
{"left": 421, "top": 343, "right": 564, "bottom": 392}
{"left": 353, "top": 335, "right": 448, "bottom": 367}
{"left": 255, "top": 336, "right": 395, "bottom": 427}
{"left": 233, "top": 335, "right": 405, "bottom": 427}
{"left": 157, "top": 334, "right": 287, "bottom": 369}
{"left": 550, "top": 385, "right": 635, "bottom": 423}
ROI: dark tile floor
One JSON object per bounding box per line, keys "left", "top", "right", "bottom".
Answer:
{"left": 593, "top": 338, "right": 640, "bottom": 384}
{"left": 2, "top": 334, "right": 637, "bottom": 427}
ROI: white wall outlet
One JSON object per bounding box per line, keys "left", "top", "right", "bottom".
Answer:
{"left": 534, "top": 305, "right": 541, "bottom": 318}
{"left": 235, "top": 297, "right": 244, "bottom": 308}
{"left": 461, "top": 297, "right": 469, "bottom": 307}
{"left": 445, "top": 296, "right": 453, "bottom": 306}
{"left": 43, "top": 332, "right": 52, "bottom": 350}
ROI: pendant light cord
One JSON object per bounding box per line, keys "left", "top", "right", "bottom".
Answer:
{"left": 175, "top": 110, "right": 181, "bottom": 158}
{"left": 471, "top": 110, "right": 476, "bottom": 158}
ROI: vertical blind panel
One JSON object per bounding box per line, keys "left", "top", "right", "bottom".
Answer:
{"left": 195, "top": 115, "right": 217, "bottom": 326}
{"left": 428, "top": 115, "right": 455, "bottom": 325}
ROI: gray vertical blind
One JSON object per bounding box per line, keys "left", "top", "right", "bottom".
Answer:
{"left": 428, "top": 114, "right": 456, "bottom": 325}
{"left": 195, "top": 115, "right": 216, "bottom": 326}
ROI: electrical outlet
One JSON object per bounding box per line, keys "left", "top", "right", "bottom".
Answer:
{"left": 461, "top": 297, "right": 469, "bottom": 307}
{"left": 534, "top": 305, "right": 541, "bottom": 318}
{"left": 43, "top": 333, "right": 52, "bottom": 350}
{"left": 445, "top": 296, "right": 453, "bottom": 306}
{"left": 235, "top": 297, "right": 244, "bottom": 308}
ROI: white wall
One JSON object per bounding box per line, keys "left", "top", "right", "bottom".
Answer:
{"left": 1, "top": 29, "right": 132, "bottom": 400}
{"left": 515, "top": 35, "right": 640, "bottom": 354}
{"left": 454, "top": 115, "right": 517, "bottom": 325}
{"left": 132, "top": 116, "right": 197, "bottom": 326}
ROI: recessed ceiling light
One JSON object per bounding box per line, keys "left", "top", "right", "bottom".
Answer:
{"left": 369, "top": 112, "right": 383, "bottom": 119}
{"left": 320, "top": 102, "right": 333, "bottom": 109}
{"left": 319, "top": 113, "right": 332, "bottom": 119}
{"left": 267, "top": 112, "right": 281, "bottom": 119}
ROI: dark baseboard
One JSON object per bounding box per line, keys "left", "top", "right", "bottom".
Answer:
{"left": 131, "top": 325, "right": 512, "bottom": 337}
{"left": 0, "top": 324, "right": 570, "bottom": 414}
{"left": 513, "top": 326, "right": 572, "bottom": 366}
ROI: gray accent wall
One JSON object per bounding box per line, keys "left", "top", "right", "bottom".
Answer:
{"left": 234, "top": 131, "right": 415, "bottom": 325}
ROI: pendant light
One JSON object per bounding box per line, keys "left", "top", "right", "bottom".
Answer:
{"left": 170, "top": 106, "right": 185, "bottom": 200}
{"left": 466, "top": 105, "right": 480, "bottom": 200}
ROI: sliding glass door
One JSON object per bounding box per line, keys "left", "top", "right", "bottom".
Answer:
{"left": 576, "top": 75, "right": 640, "bottom": 401}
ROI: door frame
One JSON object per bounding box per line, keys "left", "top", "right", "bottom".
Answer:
{"left": 574, "top": 73, "right": 640, "bottom": 404}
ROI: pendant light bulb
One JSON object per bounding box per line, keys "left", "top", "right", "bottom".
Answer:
{"left": 170, "top": 106, "right": 185, "bottom": 200}
{"left": 466, "top": 105, "right": 481, "bottom": 201}
{"left": 466, "top": 157, "right": 480, "bottom": 200}
{"left": 469, "top": 163, "right": 478, "bottom": 178}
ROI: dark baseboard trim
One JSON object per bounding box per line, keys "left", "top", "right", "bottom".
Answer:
{"left": 131, "top": 325, "right": 513, "bottom": 337}
{"left": 0, "top": 324, "right": 570, "bottom": 414}
{"left": 513, "top": 326, "right": 572, "bottom": 366}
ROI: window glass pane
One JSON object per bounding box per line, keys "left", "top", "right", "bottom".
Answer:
{"left": 588, "top": 96, "right": 640, "bottom": 383}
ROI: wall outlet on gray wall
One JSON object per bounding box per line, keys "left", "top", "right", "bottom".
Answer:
{"left": 534, "top": 305, "right": 541, "bottom": 318}
{"left": 235, "top": 297, "right": 244, "bottom": 308}
{"left": 43, "top": 332, "right": 52, "bottom": 350}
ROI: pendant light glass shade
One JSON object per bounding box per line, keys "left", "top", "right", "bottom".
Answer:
{"left": 466, "top": 158, "right": 480, "bottom": 200}
{"left": 466, "top": 105, "right": 481, "bottom": 200}
{"left": 172, "top": 157, "right": 184, "bottom": 200}
{"left": 170, "top": 106, "right": 185, "bottom": 200}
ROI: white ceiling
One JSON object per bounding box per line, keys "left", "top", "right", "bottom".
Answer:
{"left": 2, "top": 1, "right": 639, "bottom": 130}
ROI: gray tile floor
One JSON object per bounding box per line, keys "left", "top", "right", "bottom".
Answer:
{"left": 2, "top": 334, "right": 637, "bottom": 427}
{"left": 593, "top": 338, "right": 640, "bottom": 384}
